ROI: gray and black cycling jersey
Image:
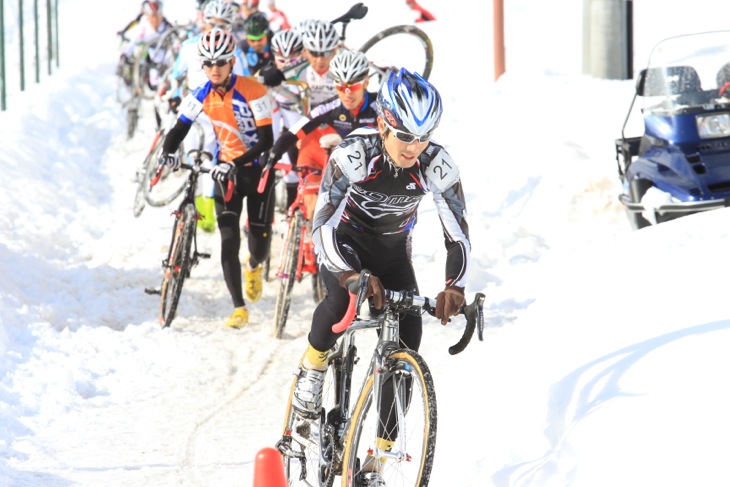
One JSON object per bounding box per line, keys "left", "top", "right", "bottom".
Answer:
{"left": 312, "top": 128, "right": 471, "bottom": 289}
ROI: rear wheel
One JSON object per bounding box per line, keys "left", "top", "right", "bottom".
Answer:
{"left": 340, "top": 350, "right": 437, "bottom": 487}
{"left": 273, "top": 213, "right": 303, "bottom": 338}
{"left": 359, "top": 25, "right": 434, "bottom": 89}
{"left": 159, "top": 205, "right": 196, "bottom": 328}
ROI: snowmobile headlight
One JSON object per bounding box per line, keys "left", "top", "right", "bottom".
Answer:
{"left": 696, "top": 113, "right": 730, "bottom": 139}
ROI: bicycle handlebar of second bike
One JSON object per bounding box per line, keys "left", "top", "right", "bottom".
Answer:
{"left": 150, "top": 149, "right": 235, "bottom": 202}
{"left": 332, "top": 270, "right": 486, "bottom": 355}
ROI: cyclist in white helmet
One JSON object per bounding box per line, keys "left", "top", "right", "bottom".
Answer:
{"left": 287, "top": 68, "right": 470, "bottom": 487}
{"left": 267, "top": 49, "right": 378, "bottom": 217}
{"left": 160, "top": 27, "right": 276, "bottom": 330}
{"left": 167, "top": 0, "right": 247, "bottom": 233}
{"left": 266, "top": 28, "right": 309, "bottom": 210}
{"left": 300, "top": 19, "right": 340, "bottom": 109}
{"left": 116, "top": 0, "right": 174, "bottom": 93}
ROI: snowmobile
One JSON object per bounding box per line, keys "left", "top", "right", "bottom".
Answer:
{"left": 615, "top": 30, "right": 730, "bottom": 229}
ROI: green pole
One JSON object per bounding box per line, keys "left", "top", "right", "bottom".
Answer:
{"left": 19, "top": 0, "right": 25, "bottom": 91}
{"left": 34, "top": 0, "right": 39, "bottom": 83}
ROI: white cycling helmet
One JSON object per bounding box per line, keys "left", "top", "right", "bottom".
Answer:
{"left": 329, "top": 50, "right": 369, "bottom": 83}
{"left": 271, "top": 29, "right": 303, "bottom": 57}
{"left": 376, "top": 68, "right": 442, "bottom": 136}
{"left": 198, "top": 27, "right": 236, "bottom": 61}
{"left": 204, "top": 0, "right": 236, "bottom": 24}
{"left": 301, "top": 20, "right": 339, "bottom": 53}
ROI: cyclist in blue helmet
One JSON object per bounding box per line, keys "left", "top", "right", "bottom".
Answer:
{"left": 286, "top": 68, "right": 471, "bottom": 487}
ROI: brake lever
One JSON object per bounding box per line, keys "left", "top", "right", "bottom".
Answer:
{"left": 448, "top": 292, "right": 486, "bottom": 355}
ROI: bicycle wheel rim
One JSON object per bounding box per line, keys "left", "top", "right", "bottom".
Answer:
{"left": 359, "top": 25, "right": 434, "bottom": 88}
{"left": 159, "top": 206, "right": 195, "bottom": 328}
{"left": 341, "top": 350, "right": 437, "bottom": 487}
{"left": 132, "top": 135, "right": 162, "bottom": 217}
{"left": 273, "top": 213, "right": 302, "bottom": 338}
{"left": 145, "top": 144, "right": 188, "bottom": 207}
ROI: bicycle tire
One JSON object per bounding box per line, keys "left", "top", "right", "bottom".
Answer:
{"left": 280, "top": 359, "right": 340, "bottom": 486}
{"left": 146, "top": 120, "right": 204, "bottom": 208}
{"left": 145, "top": 144, "right": 187, "bottom": 208}
{"left": 159, "top": 204, "right": 196, "bottom": 328}
{"left": 133, "top": 131, "right": 163, "bottom": 217}
{"left": 358, "top": 24, "right": 434, "bottom": 86}
{"left": 340, "top": 349, "right": 437, "bottom": 487}
{"left": 273, "top": 213, "right": 303, "bottom": 339}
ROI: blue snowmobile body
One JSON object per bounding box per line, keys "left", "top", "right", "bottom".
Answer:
{"left": 615, "top": 30, "right": 730, "bottom": 229}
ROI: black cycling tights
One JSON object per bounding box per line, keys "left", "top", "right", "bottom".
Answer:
{"left": 215, "top": 164, "right": 275, "bottom": 308}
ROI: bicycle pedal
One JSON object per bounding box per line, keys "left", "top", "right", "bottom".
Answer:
{"left": 144, "top": 287, "right": 161, "bottom": 295}
{"left": 198, "top": 252, "right": 211, "bottom": 259}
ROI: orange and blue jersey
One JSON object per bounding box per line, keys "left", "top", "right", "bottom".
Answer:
{"left": 178, "top": 74, "right": 273, "bottom": 164}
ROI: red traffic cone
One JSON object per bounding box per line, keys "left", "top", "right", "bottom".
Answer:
{"left": 253, "top": 447, "right": 286, "bottom": 487}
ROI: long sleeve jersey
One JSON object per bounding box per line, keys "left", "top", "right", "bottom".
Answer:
{"left": 312, "top": 128, "right": 471, "bottom": 289}
{"left": 269, "top": 91, "right": 378, "bottom": 163}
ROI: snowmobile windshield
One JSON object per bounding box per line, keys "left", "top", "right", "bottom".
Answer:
{"left": 640, "top": 30, "right": 730, "bottom": 117}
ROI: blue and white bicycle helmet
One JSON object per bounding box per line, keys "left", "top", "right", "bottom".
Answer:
{"left": 376, "top": 68, "right": 442, "bottom": 136}
{"left": 198, "top": 27, "right": 236, "bottom": 61}
{"left": 203, "top": 0, "right": 236, "bottom": 24}
{"left": 271, "top": 29, "right": 303, "bottom": 57}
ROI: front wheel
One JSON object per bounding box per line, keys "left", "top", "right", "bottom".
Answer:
{"left": 159, "top": 204, "right": 196, "bottom": 328}
{"left": 359, "top": 25, "right": 434, "bottom": 89}
{"left": 340, "top": 349, "right": 437, "bottom": 487}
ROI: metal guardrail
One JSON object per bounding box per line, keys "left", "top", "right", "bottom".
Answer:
{"left": 0, "top": 0, "right": 59, "bottom": 111}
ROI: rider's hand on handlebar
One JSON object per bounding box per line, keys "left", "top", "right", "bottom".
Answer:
{"left": 339, "top": 270, "right": 385, "bottom": 310}
{"left": 159, "top": 153, "right": 181, "bottom": 171}
{"left": 211, "top": 161, "right": 237, "bottom": 183}
{"left": 435, "top": 285, "right": 465, "bottom": 325}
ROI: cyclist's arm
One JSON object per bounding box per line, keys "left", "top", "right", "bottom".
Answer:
{"left": 231, "top": 82, "right": 275, "bottom": 166}
{"left": 161, "top": 91, "right": 203, "bottom": 153}
{"left": 311, "top": 138, "right": 370, "bottom": 279}
{"left": 424, "top": 146, "right": 471, "bottom": 288}
{"left": 117, "top": 14, "right": 142, "bottom": 39}
{"left": 162, "top": 119, "right": 192, "bottom": 154}
{"left": 232, "top": 124, "right": 274, "bottom": 166}
{"left": 269, "top": 112, "right": 328, "bottom": 163}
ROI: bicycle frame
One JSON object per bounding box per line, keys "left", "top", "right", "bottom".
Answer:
{"left": 276, "top": 167, "right": 321, "bottom": 282}
{"left": 279, "top": 272, "right": 485, "bottom": 484}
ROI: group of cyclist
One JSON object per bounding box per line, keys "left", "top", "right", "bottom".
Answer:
{"left": 117, "top": 2, "right": 465, "bottom": 484}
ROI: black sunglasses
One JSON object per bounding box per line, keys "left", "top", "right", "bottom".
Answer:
{"left": 202, "top": 59, "right": 231, "bottom": 68}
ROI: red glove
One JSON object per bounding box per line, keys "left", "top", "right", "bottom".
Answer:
{"left": 435, "top": 286, "right": 465, "bottom": 325}
{"left": 339, "top": 271, "right": 385, "bottom": 310}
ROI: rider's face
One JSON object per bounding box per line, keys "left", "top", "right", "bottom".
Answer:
{"left": 377, "top": 117, "right": 429, "bottom": 169}
{"left": 305, "top": 49, "right": 336, "bottom": 76}
{"left": 335, "top": 77, "right": 367, "bottom": 111}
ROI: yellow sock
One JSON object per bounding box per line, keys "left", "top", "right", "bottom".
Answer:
{"left": 302, "top": 344, "right": 328, "bottom": 370}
